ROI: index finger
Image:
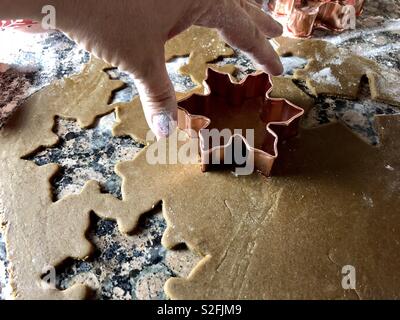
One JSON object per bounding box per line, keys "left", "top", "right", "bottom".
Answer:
{"left": 197, "top": 1, "right": 283, "bottom": 75}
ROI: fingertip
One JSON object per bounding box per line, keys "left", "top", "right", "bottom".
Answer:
{"left": 269, "top": 60, "right": 284, "bottom": 76}
{"left": 256, "top": 61, "right": 283, "bottom": 76}
{"left": 253, "top": 46, "right": 284, "bottom": 76}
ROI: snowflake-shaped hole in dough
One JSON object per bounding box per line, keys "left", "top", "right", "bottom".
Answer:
{"left": 25, "top": 113, "right": 143, "bottom": 201}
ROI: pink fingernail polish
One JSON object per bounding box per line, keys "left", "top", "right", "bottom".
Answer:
{"left": 152, "top": 112, "right": 176, "bottom": 138}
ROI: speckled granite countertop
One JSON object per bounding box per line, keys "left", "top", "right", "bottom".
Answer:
{"left": 1, "top": 0, "right": 399, "bottom": 300}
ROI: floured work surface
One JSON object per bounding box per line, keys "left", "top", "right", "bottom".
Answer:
{"left": 1, "top": 23, "right": 400, "bottom": 299}
{"left": 165, "top": 26, "right": 236, "bottom": 87}
{"left": 275, "top": 37, "right": 400, "bottom": 107}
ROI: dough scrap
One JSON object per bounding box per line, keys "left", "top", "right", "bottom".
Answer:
{"left": 367, "top": 69, "right": 400, "bottom": 106}
{"left": 113, "top": 91, "right": 194, "bottom": 146}
{"left": 275, "top": 37, "right": 400, "bottom": 107}
{"left": 165, "top": 26, "right": 235, "bottom": 86}
{"left": 113, "top": 98, "right": 149, "bottom": 145}
{"left": 0, "top": 67, "right": 32, "bottom": 129}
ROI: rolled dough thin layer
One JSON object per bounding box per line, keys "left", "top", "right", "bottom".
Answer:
{"left": 1, "top": 28, "right": 400, "bottom": 300}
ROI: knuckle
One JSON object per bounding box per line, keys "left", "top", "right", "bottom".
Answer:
{"left": 141, "top": 82, "right": 175, "bottom": 105}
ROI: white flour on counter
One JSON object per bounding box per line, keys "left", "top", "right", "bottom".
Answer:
{"left": 311, "top": 67, "right": 341, "bottom": 87}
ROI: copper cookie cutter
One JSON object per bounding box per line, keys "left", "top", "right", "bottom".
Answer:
{"left": 269, "top": 0, "right": 365, "bottom": 37}
{"left": 177, "top": 69, "right": 305, "bottom": 177}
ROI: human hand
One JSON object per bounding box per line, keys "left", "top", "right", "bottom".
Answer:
{"left": 2, "top": 0, "right": 283, "bottom": 139}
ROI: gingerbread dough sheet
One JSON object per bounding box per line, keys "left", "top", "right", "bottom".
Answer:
{"left": 1, "top": 27, "right": 400, "bottom": 299}
{"left": 165, "top": 26, "right": 236, "bottom": 87}
{"left": 275, "top": 37, "right": 400, "bottom": 107}
{"left": 118, "top": 116, "right": 400, "bottom": 300}
{"left": 270, "top": 76, "right": 315, "bottom": 113}
{"left": 0, "top": 26, "right": 238, "bottom": 299}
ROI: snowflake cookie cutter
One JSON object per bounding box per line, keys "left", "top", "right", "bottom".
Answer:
{"left": 268, "top": 0, "right": 365, "bottom": 37}
{"left": 177, "top": 69, "right": 305, "bottom": 177}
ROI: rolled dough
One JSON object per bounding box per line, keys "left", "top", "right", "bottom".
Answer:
{"left": 275, "top": 37, "right": 400, "bottom": 107}
{"left": 0, "top": 59, "right": 137, "bottom": 299}
{"left": 118, "top": 115, "right": 400, "bottom": 300}
{"left": 1, "top": 28, "right": 400, "bottom": 300}
{"left": 165, "top": 26, "right": 235, "bottom": 86}
{"left": 270, "top": 76, "right": 315, "bottom": 114}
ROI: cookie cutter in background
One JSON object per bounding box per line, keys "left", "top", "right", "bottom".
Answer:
{"left": 177, "top": 69, "right": 305, "bottom": 177}
{"left": 268, "top": 0, "right": 365, "bottom": 37}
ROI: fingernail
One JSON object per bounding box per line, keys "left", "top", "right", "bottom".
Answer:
{"left": 152, "top": 112, "right": 176, "bottom": 138}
